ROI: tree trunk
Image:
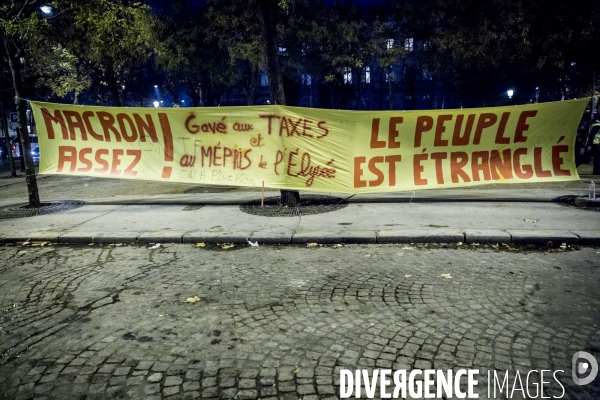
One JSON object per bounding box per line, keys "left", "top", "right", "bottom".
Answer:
{"left": 355, "top": 68, "right": 362, "bottom": 110}
{"left": 378, "top": 68, "right": 384, "bottom": 110}
{"left": 256, "top": 0, "right": 285, "bottom": 106}
{"left": 198, "top": 75, "right": 206, "bottom": 107}
{"left": 188, "top": 81, "right": 200, "bottom": 107}
{"left": 0, "top": 99, "right": 17, "bottom": 177}
{"left": 106, "top": 63, "right": 122, "bottom": 107}
{"left": 4, "top": 38, "right": 41, "bottom": 207}
{"left": 309, "top": 74, "right": 317, "bottom": 108}
{"left": 73, "top": 92, "right": 79, "bottom": 105}
{"left": 256, "top": 0, "right": 299, "bottom": 207}
{"left": 246, "top": 62, "right": 258, "bottom": 106}
{"left": 200, "top": 86, "right": 206, "bottom": 107}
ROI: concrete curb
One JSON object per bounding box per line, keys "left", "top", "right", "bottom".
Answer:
{"left": 182, "top": 232, "right": 251, "bottom": 244}
{"left": 249, "top": 231, "right": 293, "bottom": 244}
{"left": 378, "top": 229, "right": 464, "bottom": 244}
{"left": 137, "top": 231, "right": 185, "bottom": 244}
{"left": 570, "top": 230, "right": 600, "bottom": 245}
{"left": 3, "top": 229, "right": 599, "bottom": 245}
{"left": 291, "top": 231, "right": 376, "bottom": 244}
{"left": 507, "top": 230, "right": 579, "bottom": 245}
{"left": 59, "top": 232, "right": 101, "bottom": 243}
{"left": 464, "top": 230, "right": 511, "bottom": 244}
{"left": 93, "top": 232, "right": 142, "bottom": 244}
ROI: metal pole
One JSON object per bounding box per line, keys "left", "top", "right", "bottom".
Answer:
{"left": 261, "top": 181, "right": 264, "bottom": 208}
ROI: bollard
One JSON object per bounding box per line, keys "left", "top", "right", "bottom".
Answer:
{"left": 590, "top": 181, "right": 596, "bottom": 200}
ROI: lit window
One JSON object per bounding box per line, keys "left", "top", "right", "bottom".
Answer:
{"left": 404, "top": 38, "right": 414, "bottom": 51}
{"left": 278, "top": 47, "right": 287, "bottom": 55}
{"left": 363, "top": 67, "right": 371, "bottom": 84}
{"left": 343, "top": 67, "right": 352, "bottom": 84}
{"left": 260, "top": 72, "right": 269, "bottom": 87}
{"left": 386, "top": 39, "right": 394, "bottom": 50}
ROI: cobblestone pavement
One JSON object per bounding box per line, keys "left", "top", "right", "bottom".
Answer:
{"left": 0, "top": 244, "right": 599, "bottom": 400}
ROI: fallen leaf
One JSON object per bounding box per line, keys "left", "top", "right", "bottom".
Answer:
{"left": 220, "top": 244, "right": 235, "bottom": 250}
{"left": 457, "top": 242, "right": 463, "bottom": 246}
{"left": 401, "top": 246, "right": 414, "bottom": 250}
{"left": 306, "top": 242, "right": 318, "bottom": 248}
{"left": 247, "top": 240, "right": 259, "bottom": 247}
{"left": 293, "top": 368, "right": 300, "bottom": 374}
{"left": 88, "top": 243, "right": 94, "bottom": 246}
{"left": 524, "top": 219, "right": 539, "bottom": 223}
{"left": 195, "top": 242, "right": 206, "bottom": 247}
{"left": 364, "top": 254, "right": 371, "bottom": 257}
{"left": 439, "top": 273, "right": 452, "bottom": 279}
{"left": 114, "top": 243, "right": 123, "bottom": 247}
{"left": 148, "top": 243, "right": 161, "bottom": 249}
{"left": 17, "top": 250, "right": 27, "bottom": 255}
{"left": 404, "top": 274, "right": 412, "bottom": 278}
{"left": 183, "top": 296, "right": 201, "bottom": 303}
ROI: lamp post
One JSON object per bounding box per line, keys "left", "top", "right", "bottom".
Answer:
{"left": 153, "top": 100, "right": 159, "bottom": 108}
{"left": 507, "top": 89, "right": 514, "bottom": 99}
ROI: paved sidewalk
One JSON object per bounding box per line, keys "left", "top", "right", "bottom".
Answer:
{"left": 1, "top": 188, "right": 599, "bottom": 245}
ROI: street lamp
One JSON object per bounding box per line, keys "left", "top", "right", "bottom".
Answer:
{"left": 40, "top": 5, "right": 52, "bottom": 14}
{"left": 507, "top": 89, "right": 514, "bottom": 99}
{"left": 153, "top": 100, "right": 159, "bottom": 108}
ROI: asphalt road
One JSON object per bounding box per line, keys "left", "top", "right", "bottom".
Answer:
{"left": 1, "top": 243, "right": 599, "bottom": 399}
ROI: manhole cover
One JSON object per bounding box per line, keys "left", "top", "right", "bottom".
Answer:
{"left": 0, "top": 200, "right": 86, "bottom": 219}
{"left": 240, "top": 194, "right": 348, "bottom": 217}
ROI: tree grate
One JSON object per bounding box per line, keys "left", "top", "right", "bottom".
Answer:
{"left": 553, "top": 195, "right": 600, "bottom": 212}
{"left": 0, "top": 200, "right": 86, "bottom": 219}
{"left": 240, "top": 194, "right": 348, "bottom": 217}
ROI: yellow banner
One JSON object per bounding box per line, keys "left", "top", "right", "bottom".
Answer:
{"left": 30, "top": 99, "right": 587, "bottom": 193}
